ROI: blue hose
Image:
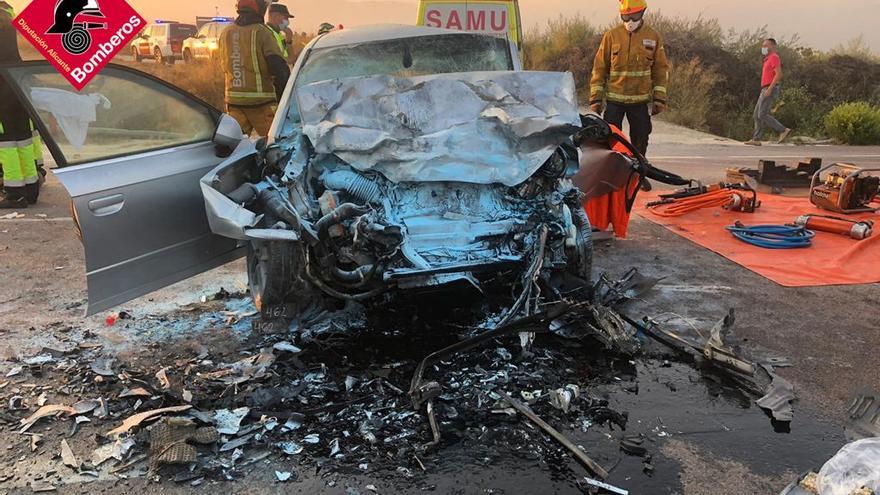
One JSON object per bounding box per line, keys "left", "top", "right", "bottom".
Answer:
{"left": 725, "top": 223, "right": 815, "bottom": 249}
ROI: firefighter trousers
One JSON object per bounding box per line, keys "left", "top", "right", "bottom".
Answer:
{"left": 227, "top": 102, "right": 277, "bottom": 138}
{"left": 0, "top": 78, "right": 39, "bottom": 191}
{"left": 604, "top": 102, "right": 652, "bottom": 156}
{"left": 0, "top": 118, "right": 38, "bottom": 189}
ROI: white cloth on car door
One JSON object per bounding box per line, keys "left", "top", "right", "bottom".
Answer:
{"left": 30, "top": 87, "right": 112, "bottom": 149}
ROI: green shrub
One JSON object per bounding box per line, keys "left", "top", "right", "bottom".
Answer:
{"left": 774, "top": 86, "right": 830, "bottom": 137}
{"left": 824, "top": 102, "right": 880, "bottom": 144}
{"left": 660, "top": 58, "right": 720, "bottom": 130}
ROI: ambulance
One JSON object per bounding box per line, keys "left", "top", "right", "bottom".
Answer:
{"left": 416, "top": 0, "right": 523, "bottom": 49}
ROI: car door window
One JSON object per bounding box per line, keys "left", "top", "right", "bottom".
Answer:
{"left": 6, "top": 65, "right": 218, "bottom": 167}
{"left": 197, "top": 25, "right": 210, "bottom": 39}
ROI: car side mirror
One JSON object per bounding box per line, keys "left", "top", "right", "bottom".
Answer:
{"left": 198, "top": 34, "right": 207, "bottom": 39}
{"left": 213, "top": 113, "right": 244, "bottom": 157}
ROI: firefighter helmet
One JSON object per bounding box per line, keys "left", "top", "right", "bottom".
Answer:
{"left": 236, "top": 0, "right": 270, "bottom": 16}
{"left": 619, "top": 0, "right": 647, "bottom": 15}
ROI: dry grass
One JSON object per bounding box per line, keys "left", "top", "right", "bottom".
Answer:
{"left": 662, "top": 58, "right": 721, "bottom": 131}
{"left": 17, "top": 32, "right": 315, "bottom": 112}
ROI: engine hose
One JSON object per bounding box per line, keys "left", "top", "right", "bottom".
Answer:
{"left": 260, "top": 189, "right": 302, "bottom": 230}
{"left": 315, "top": 203, "right": 370, "bottom": 239}
{"left": 322, "top": 171, "right": 382, "bottom": 204}
{"left": 725, "top": 223, "right": 815, "bottom": 249}
{"left": 331, "top": 264, "right": 375, "bottom": 284}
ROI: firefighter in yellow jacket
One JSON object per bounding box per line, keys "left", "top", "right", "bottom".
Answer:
{"left": 219, "top": 0, "right": 291, "bottom": 137}
{"left": 590, "top": 0, "right": 669, "bottom": 156}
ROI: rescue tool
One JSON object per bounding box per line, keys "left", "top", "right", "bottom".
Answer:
{"left": 809, "top": 163, "right": 880, "bottom": 214}
{"left": 647, "top": 182, "right": 760, "bottom": 217}
{"left": 794, "top": 215, "right": 874, "bottom": 240}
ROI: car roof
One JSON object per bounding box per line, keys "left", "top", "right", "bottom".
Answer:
{"left": 312, "top": 24, "right": 508, "bottom": 49}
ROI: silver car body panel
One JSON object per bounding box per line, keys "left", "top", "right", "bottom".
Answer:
{"left": 54, "top": 140, "right": 244, "bottom": 315}
{"left": 296, "top": 71, "right": 580, "bottom": 187}
{"left": 0, "top": 62, "right": 245, "bottom": 316}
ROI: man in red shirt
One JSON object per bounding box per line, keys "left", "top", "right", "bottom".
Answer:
{"left": 744, "top": 38, "right": 791, "bottom": 146}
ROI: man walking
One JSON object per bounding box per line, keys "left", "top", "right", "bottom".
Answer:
{"left": 590, "top": 0, "right": 669, "bottom": 156}
{"left": 0, "top": 0, "right": 41, "bottom": 208}
{"left": 218, "top": 0, "right": 291, "bottom": 138}
{"left": 267, "top": 4, "right": 294, "bottom": 62}
{"left": 744, "top": 38, "right": 791, "bottom": 146}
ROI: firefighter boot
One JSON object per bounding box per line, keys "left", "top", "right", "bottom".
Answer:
{"left": 24, "top": 181, "right": 40, "bottom": 205}
{"left": 0, "top": 187, "right": 28, "bottom": 209}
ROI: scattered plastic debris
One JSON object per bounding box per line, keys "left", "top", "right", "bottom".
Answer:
{"left": 60, "top": 439, "right": 79, "bottom": 469}
{"left": 275, "top": 471, "right": 293, "bottom": 482}
{"left": 19, "top": 404, "right": 77, "bottom": 433}
{"left": 549, "top": 384, "right": 581, "bottom": 413}
{"left": 583, "top": 477, "right": 629, "bottom": 495}
{"left": 278, "top": 441, "right": 303, "bottom": 455}
{"left": 106, "top": 405, "right": 192, "bottom": 438}
{"left": 214, "top": 407, "right": 250, "bottom": 435}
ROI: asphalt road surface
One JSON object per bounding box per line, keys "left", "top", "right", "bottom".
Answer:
{"left": 0, "top": 139, "right": 877, "bottom": 494}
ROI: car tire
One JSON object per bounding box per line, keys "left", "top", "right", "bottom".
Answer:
{"left": 570, "top": 206, "right": 594, "bottom": 282}
{"left": 247, "top": 240, "right": 300, "bottom": 313}
{"left": 154, "top": 47, "right": 164, "bottom": 65}
{"left": 183, "top": 49, "right": 192, "bottom": 63}
{"left": 131, "top": 46, "right": 141, "bottom": 62}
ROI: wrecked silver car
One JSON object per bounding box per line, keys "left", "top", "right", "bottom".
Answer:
{"left": 4, "top": 25, "right": 653, "bottom": 316}
{"left": 203, "top": 26, "right": 594, "bottom": 313}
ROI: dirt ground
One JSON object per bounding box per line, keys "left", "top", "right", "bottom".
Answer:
{"left": 1, "top": 142, "right": 878, "bottom": 494}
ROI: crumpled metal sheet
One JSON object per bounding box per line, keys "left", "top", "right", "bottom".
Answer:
{"left": 757, "top": 373, "right": 796, "bottom": 422}
{"left": 297, "top": 71, "right": 581, "bottom": 187}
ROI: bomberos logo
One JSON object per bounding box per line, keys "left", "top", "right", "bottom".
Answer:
{"left": 15, "top": 0, "right": 146, "bottom": 90}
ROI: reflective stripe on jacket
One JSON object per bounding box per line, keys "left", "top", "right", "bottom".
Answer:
{"left": 219, "top": 23, "right": 284, "bottom": 106}
{"left": 590, "top": 24, "right": 669, "bottom": 106}
{"left": 269, "top": 25, "right": 289, "bottom": 59}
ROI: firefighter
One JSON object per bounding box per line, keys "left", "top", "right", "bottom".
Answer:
{"left": 0, "top": 0, "right": 41, "bottom": 208}
{"left": 218, "top": 0, "right": 291, "bottom": 137}
{"left": 589, "top": 0, "right": 669, "bottom": 156}
{"left": 267, "top": 4, "right": 294, "bottom": 61}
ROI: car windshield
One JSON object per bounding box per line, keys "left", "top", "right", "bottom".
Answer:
{"left": 295, "top": 33, "right": 513, "bottom": 88}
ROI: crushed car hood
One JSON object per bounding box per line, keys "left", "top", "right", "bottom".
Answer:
{"left": 296, "top": 71, "right": 581, "bottom": 187}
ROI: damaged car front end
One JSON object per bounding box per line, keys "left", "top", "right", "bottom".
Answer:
{"left": 196, "top": 25, "right": 629, "bottom": 317}
{"left": 203, "top": 68, "right": 592, "bottom": 314}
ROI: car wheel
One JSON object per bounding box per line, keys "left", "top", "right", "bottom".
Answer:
{"left": 153, "top": 47, "right": 164, "bottom": 64}
{"left": 570, "top": 206, "right": 594, "bottom": 282}
{"left": 183, "top": 49, "right": 192, "bottom": 63}
{"left": 131, "top": 46, "right": 141, "bottom": 62}
{"left": 247, "top": 241, "right": 299, "bottom": 313}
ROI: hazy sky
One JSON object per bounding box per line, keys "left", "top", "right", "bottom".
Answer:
{"left": 8, "top": 0, "right": 875, "bottom": 51}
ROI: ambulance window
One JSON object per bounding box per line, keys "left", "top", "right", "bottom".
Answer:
{"left": 6, "top": 66, "right": 218, "bottom": 167}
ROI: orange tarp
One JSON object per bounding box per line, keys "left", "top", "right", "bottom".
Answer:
{"left": 633, "top": 192, "right": 880, "bottom": 287}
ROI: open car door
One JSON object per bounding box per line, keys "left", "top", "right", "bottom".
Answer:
{"left": 0, "top": 61, "right": 246, "bottom": 315}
